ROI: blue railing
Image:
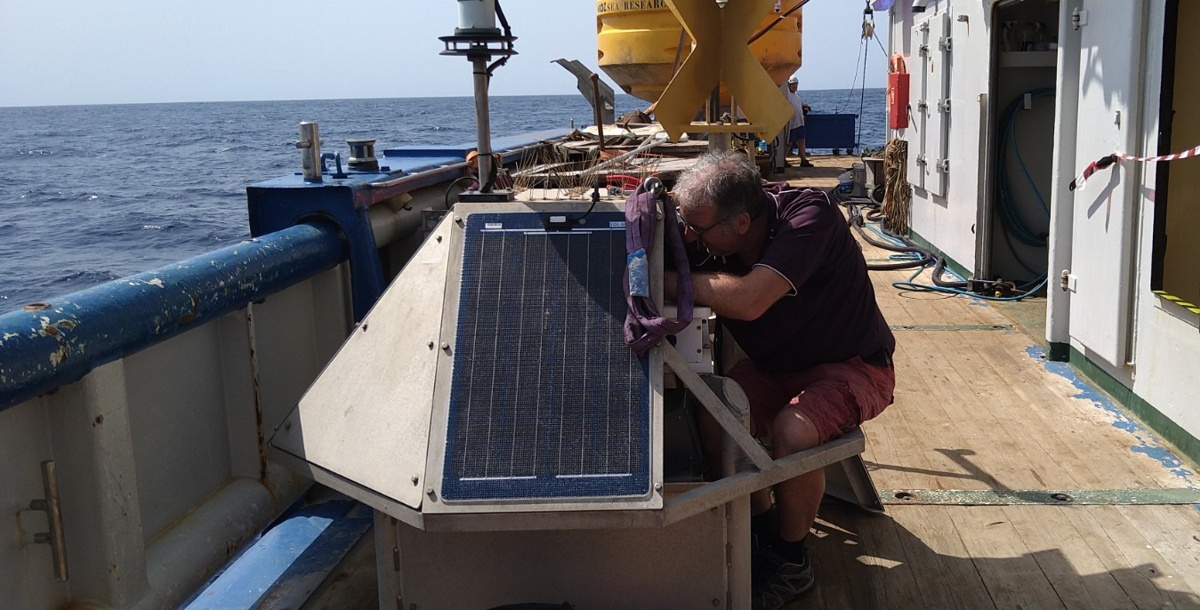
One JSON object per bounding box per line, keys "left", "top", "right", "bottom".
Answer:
{"left": 0, "top": 223, "right": 345, "bottom": 412}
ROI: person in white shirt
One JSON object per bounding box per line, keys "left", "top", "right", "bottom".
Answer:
{"left": 783, "top": 76, "right": 813, "bottom": 168}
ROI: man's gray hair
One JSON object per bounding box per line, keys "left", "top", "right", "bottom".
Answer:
{"left": 673, "top": 151, "right": 765, "bottom": 220}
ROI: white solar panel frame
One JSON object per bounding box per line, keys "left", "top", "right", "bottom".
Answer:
{"left": 424, "top": 201, "right": 665, "bottom": 517}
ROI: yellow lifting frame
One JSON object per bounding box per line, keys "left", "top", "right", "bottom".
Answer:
{"left": 655, "top": 0, "right": 794, "bottom": 143}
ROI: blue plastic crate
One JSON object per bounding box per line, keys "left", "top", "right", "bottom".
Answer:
{"left": 805, "top": 113, "right": 857, "bottom": 152}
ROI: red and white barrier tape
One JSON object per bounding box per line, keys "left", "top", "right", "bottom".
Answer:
{"left": 1070, "top": 143, "right": 1200, "bottom": 191}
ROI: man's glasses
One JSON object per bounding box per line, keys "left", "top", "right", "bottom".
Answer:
{"left": 676, "top": 208, "right": 731, "bottom": 239}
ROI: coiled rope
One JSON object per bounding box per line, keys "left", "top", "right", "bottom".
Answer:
{"left": 882, "top": 138, "right": 910, "bottom": 234}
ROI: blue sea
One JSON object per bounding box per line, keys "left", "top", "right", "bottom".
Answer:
{"left": 0, "top": 90, "right": 884, "bottom": 313}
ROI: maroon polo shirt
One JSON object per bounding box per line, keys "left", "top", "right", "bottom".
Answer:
{"left": 694, "top": 183, "right": 895, "bottom": 373}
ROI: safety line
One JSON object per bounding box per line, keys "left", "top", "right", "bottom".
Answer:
{"left": 1070, "top": 142, "right": 1200, "bottom": 191}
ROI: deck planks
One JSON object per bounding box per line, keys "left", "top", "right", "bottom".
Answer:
{"left": 779, "top": 165, "right": 1200, "bottom": 609}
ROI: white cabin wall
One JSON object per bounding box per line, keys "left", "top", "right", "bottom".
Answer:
{"left": 1046, "top": 0, "right": 1083, "bottom": 349}
{"left": 1048, "top": 0, "right": 1200, "bottom": 444}
{"left": 1064, "top": 1, "right": 1147, "bottom": 369}
{"left": 889, "top": 0, "right": 991, "bottom": 272}
{"left": 1128, "top": 0, "right": 1200, "bottom": 441}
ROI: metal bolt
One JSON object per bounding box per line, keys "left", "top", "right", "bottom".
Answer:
{"left": 441, "top": 342, "right": 451, "bottom": 352}
{"left": 712, "top": 598, "right": 721, "bottom": 606}
{"left": 426, "top": 487, "right": 435, "bottom": 496}
{"left": 411, "top": 475, "right": 420, "bottom": 485}
{"left": 454, "top": 216, "right": 462, "bottom": 223}
{"left": 654, "top": 482, "right": 663, "bottom": 491}
{"left": 428, "top": 341, "right": 435, "bottom": 349}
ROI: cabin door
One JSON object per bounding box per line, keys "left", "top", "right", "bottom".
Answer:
{"left": 1066, "top": 2, "right": 1147, "bottom": 367}
{"left": 986, "top": 0, "right": 1058, "bottom": 287}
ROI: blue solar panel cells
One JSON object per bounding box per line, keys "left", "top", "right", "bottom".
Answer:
{"left": 442, "top": 211, "right": 651, "bottom": 501}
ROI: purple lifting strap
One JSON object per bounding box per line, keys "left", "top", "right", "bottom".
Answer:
{"left": 623, "top": 186, "right": 694, "bottom": 354}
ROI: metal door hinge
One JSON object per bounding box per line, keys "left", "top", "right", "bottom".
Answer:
{"left": 1072, "top": 8, "right": 1088, "bottom": 31}
{"left": 28, "top": 461, "right": 68, "bottom": 581}
{"left": 939, "top": 36, "right": 952, "bottom": 52}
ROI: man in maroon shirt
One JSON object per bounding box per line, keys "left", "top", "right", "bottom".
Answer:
{"left": 665, "top": 151, "right": 895, "bottom": 609}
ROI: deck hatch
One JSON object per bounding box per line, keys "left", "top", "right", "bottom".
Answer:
{"left": 441, "top": 211, "right": 651, "bottom": 501}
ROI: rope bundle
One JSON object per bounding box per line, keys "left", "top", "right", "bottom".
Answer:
{"left": 882, "top": 138, "right": 911, "bottom": 234}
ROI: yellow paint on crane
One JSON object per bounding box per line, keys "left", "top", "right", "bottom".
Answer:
{"left": 596, "top": 0, "right": 802, "bottom": 105}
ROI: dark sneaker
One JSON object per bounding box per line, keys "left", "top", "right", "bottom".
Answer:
{"left": 751, "top": 550, "right": 815, "bottom": 610}
{"left": 800, "top": 160, "right": 815, "bottom": 168}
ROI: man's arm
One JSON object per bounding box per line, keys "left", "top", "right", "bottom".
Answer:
{"left": 665, "top": 266, "right": 792, "bottom": 321}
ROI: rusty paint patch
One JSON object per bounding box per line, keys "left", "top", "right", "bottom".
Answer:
{"left": 179, "top": 294, "right": 201, "bottom": 325}
{"left": 246, "top": 309, "right": 269, "bottom": 483}
{"left": 14, "top": 511, "right": 27, "bottom": 549}
{"left": 37, "top": 316, "right": 79, "bottom": 367}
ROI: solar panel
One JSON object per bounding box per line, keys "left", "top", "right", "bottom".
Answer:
{"left": 441, "top": 211, "right": 651, "bottom": 502}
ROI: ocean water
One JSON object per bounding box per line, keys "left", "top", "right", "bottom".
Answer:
{"left": 0, "top": 89, "right": 883, "bottom": 313}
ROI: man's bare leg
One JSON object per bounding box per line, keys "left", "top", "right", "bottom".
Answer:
{"left": 771, "top": 408, "right": 823, "bottom": 541}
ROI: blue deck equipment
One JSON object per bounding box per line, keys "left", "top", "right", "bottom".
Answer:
{"left": 804, "top": 113, "right": 858, "bottom": 152}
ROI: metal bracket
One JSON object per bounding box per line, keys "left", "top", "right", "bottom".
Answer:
{"left": 937, "top": 159, "right": 950, "bottom": 173}
{"left": 937, "top": 99, "right": 951, "bottom": 114}
{"left": 1072, "top": 8, "right": 1088, "bottom": 31}
{"left": 662, "top": 344, "right": 773, "bottom": 471}
{"left": 28, "top": 461, "right": 68, "bottom": 581}
{"left": 939, "top": 36, "right": 952, "bottom": 52}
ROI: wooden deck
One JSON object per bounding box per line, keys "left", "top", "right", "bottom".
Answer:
{"left": 309, "top": 154, "right": 1200, "bottom": 609}
{"left": 786, "top": 155, "right": 1200, "bottom": 610}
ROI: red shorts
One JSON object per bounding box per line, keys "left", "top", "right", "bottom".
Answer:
{"left": 726, "top": 356, "right": 895, "bottom": 445}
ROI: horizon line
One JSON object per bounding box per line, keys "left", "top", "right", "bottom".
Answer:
{"left": 0, "top": 87, "right": 889, "bottom": 111}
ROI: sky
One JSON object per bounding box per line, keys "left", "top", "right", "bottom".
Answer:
{"left": 0, "top": 0, "right": 889, "bottom": 108}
